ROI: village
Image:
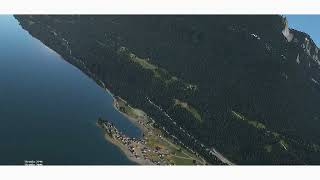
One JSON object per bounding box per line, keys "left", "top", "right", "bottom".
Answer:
{"left": 98, "top": 118, "right": 173, "bottom": 165}
{"left": 97, "top": 96, "right": 207, "bottom": 165}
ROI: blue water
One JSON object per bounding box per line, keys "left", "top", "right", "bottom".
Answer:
{"left": 0, "top": 15, "right": 140, "bottom": 165}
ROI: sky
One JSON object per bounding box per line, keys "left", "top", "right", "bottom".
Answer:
{"left": 286, "top": 15, "right": 320, "bottom": 47}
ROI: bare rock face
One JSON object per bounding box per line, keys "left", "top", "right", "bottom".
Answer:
{"left": 282, "top": 19, "right": 294, "bottom": 42}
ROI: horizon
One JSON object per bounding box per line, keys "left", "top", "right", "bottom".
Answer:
{"left": 286, "top": 15, "right": 320, "bottom": 47}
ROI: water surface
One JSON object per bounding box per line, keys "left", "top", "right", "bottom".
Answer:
{"left": 0, "top": 15, "right": 140, "bottom": 165}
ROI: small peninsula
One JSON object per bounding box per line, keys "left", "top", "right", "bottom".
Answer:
{"left": 97, "top": 96, "right": 207, "bottom": 165}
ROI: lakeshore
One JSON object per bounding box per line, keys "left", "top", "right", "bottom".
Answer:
{"left": 98, "top": 96, "right": 207, "bottom": 165}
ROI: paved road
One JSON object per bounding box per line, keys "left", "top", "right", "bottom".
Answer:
{"left": 211, "top": 147, "right": 235, "bottom": 165}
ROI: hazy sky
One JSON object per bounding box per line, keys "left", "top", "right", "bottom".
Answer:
{"left": 286, "top": 15, "right": 320, "bottom": 47}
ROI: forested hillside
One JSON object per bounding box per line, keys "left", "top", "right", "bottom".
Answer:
{"left": 15, "top": 15, "right": 320, "bottom": 164}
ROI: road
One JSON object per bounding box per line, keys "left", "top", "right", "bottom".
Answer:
{"left": 211, "top": 147, "right": 235, "bottom": 165}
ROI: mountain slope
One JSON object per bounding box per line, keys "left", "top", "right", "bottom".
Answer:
{"left": 15, "top": 15, "right": 320, "bottom": 164}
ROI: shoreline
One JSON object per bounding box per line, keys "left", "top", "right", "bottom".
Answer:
{"left": 102, "top": 130, "right": 154, "bottom": 165}
{"left": 101, "top": 86, "right": 151, "bottom": 165}
{"left": 100, "top": 80, "right": 152, "bottom": 134}
{"left": 112, "top": 97, "right": 149, "bottom": 134}
{"left": 99, "top": 83, "right": 207, "bottom": 165}
{"left": 103, "top": 85, "right": 146, "bottom": 133}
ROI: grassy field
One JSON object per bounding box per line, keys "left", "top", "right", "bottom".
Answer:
{"left": 145, "top": 132, "right": 205, "bottom": 165}
{"left": 118, "top": 47, "right": 170, "bottom": 80}
{"left": 231, "top": 110, "right": 292, "bottom": 153}
{"left": 117, "top": 46, "right": 198, "bottom": 88}
{"left": 264, "top": 145, "right": 273, "bottom": 153}
{"left": 231, "top": 110, "right": 266, "bottom": 129}
{"left": 170, "top": 156, "right": 195, "bottom": 165}
{"left": 174, "top": 99, "right": 202, "bottom": 123}
{"left": 116, "top": 97, "right": 146, "bottom": 119}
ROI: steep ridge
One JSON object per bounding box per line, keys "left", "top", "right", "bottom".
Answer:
{"left": 15, "top": 15, "right": 320, "bottom": 164}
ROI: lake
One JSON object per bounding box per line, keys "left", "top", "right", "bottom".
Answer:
{"left": 0, "top": 15, "right": 140, "bottom": 165}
